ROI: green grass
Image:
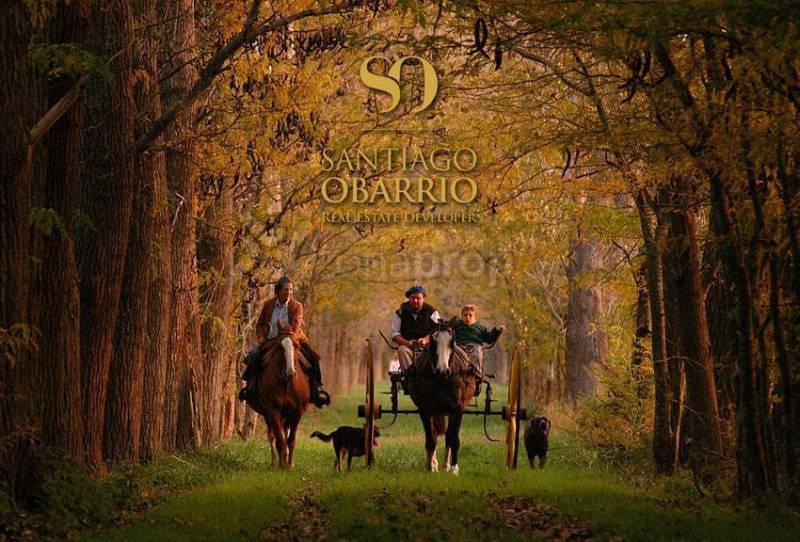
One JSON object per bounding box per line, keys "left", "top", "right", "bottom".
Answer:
{"left": 78, "top": 385, "right": 800, "bottom": 542}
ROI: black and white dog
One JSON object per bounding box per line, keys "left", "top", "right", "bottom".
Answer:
{"left": 524, "top": 416, "right": 551, "bottom": 468}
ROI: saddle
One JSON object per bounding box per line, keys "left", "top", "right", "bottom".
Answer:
{"left": 245, "top": 334, "right": 312, "bottom": 378}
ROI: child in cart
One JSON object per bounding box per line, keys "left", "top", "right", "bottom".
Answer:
{"left": 453, "top": 304, "right": 504, "bottom": 394}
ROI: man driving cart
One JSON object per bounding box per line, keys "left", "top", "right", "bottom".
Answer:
{"left": 390, "top": 284, "right": 441, "bottom": 371}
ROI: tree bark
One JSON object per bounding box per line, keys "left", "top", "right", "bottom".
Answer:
{"left": 33, "top": 1, "right": 88, "bottom": 461}
{"left": 635, "top": 190, "right": 675, "bottom": 474}
{"left": 564, "top": 231, "right": 608, "bottom": 403}
{"left": 198, "top": 177, "right": 235, "bottom": 446}
{"left": 138, "top": 0, "right": 172, "bottom": 463}
{"left": 1, "top": 0, "right": 43, "bottom": 501}
{"left": 631, "top": 263, "right": 651, "bottom": 401}
{"left": 707, "top": 168, "right": 769, "bottom": 495}
{"left": 161, "top": 0, "right": 201, "bottom": 450}
{"left": 661, "top": 206, "right": 685, "bottom": 466}
{"left": 665, "top": 178, "right": 724, "bottom": 464}
{"left": 76, "top": 0, "right": 137, "bottom": 472}
{"left": 103, "top": 0, "right": 170, "bottom": 463}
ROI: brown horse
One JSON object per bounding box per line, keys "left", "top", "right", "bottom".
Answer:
{"left": 246, "top": 333, "right": 310, "bottom": 468}
{"left": 407, "top": 320, "right": 479, "bottom": 474}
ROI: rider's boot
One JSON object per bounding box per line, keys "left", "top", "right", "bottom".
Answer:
{"left": 316, "top": 384, "right": 331, "bottom": 407}
{"left": 238, "top": 379, "right": 256, "bottom": 402}
{"left": 309, "top": 380, "right": 331, "bottom": 408}
{"left": 472, "top": 365, "right": 483, "bottom": 396}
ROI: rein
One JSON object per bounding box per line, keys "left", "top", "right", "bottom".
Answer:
{"left": 379, "top": 329, "right": 399, "bottom": 350}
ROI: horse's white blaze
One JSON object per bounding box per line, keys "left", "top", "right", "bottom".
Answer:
{"left": 281, "top": 337, "right": 295, "bottom": 377}
{"left": 435, "top": 329, "right": 453, "bottom": 374}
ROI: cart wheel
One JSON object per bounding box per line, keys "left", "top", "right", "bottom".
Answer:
{"left": 364, "top": 338, "right": 377, "bottom": 467}
{"left": 505, "top": 345, "right": 523, "bottom": 469}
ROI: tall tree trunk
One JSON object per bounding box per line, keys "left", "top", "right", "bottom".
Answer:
{"left": 704, "top": 246, "right": 737, "bottom": 431}
{"left": 666, "top": 178, "right": 724, "bottom": 464}
{"left": 34, "top": 0, "right": 87, "bottom": 461}
{"left": 160, "top": 0, "right": 203, "bottom": 448}
{"left": 1, "top": 0, "right": 42, "bottom": 501}
{"left": 138, "top": 0, "right": 172, "bottom": 462}
{"left": 104, "top": 0, "right": 170, "bottom": 463}
{"left": 199, "top": 177, "right": 235, "bottom": 446}
{"left": 636, "top": 190, "right": 675, "bottom": 474}
{"left": 770, "top": 255, "right": 797, "bottom": 499}
{"left": 707, "top": 168, "right": 769, "bottom": 495}
{"left": 630, "top": 263, "right": 651, "bottom": 401}
{"left": 77, "top": 0, "right": 137, "bottom": 472}
{"left": 662, "top": 204, "right": 686, "bottom": 467}
{"left": 221, "top": 348, "right": 238, "bottom": 440}
{"left": 161, "top": 0, "right": 201, "bottom": 450}
{"left": 564, "top": 232, "right": 608, "bottom": 403}
{"left": 742, "top": 113, "right": 780, "bottom": 491}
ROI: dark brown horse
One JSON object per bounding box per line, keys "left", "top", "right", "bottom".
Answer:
{"left": 407, "top": 320, "right": 479, "bottom": 474}
{"left": 246, "top": 333, "right": 310, "bottom": 468}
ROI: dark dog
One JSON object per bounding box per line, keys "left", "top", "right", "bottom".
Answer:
{"left": 311, "top": 426, "right": 380, "bottom": 471}
{"left": 524, "top": 416, "right": 551, "bottom": 468}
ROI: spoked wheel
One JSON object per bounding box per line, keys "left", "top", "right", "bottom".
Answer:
{"left": 363, "top": 338, "right": 380, "bottom": 467}
{"left": 503, "top": 344, "right": 526, "bottom": 469}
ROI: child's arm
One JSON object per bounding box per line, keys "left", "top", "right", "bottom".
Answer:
{"left": 481, "top": 324, "right": 504, "bottom": 344}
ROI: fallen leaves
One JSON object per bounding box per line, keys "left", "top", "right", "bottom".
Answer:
{"left": 489, "top": 495, "right": 600, "bottom": 541}
{"left": 260, "top": 489, "right": 330, "bottom": 542}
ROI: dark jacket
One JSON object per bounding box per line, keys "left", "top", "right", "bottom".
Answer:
{"left": 397, "top": 302, "right": 437, "bottom": 340}
{"left": 453, "top": 320, "right": 500, "bottom": 346}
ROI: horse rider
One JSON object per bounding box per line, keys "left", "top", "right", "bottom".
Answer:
{"left": 391, "top": 284, "right": 441, "bottom": 371}
{"left": 238, "top": 276, "right": 331, "bottom": 408}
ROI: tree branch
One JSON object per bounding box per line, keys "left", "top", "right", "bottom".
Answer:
{"left": 135, "top": 0, "right": 363, "bottom": 154}
{"left": 29, "top": 74, "right": 90, "bottom": 146}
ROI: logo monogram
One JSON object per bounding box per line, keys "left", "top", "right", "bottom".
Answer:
{"left": 359, "top": 56, "right": 439, "bottom": 113}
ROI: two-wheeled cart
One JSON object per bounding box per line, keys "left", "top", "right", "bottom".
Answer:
{"left": 357, "top": 337, "right": 527, "bottom": 468}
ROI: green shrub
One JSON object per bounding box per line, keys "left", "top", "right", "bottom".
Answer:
{"left": 574, "top": 359, "right": 653, "bottom": 467}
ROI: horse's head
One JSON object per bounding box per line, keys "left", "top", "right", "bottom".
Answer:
{"left": 432, "top": 318, "right": 456, "bottom": 376}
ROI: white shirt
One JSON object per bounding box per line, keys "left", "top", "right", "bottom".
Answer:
{"left": 390, "top": 308, "right": 441, "bottom": 339}
{"left": 268, "top": 299, "right": 290, "bottom": 339}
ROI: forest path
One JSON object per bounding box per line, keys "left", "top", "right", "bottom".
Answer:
{"left": 81, "top": 391, "right": 800, "bottom": 542}
{"left": 81, "top": 468, "right": 597, "bottom": 542}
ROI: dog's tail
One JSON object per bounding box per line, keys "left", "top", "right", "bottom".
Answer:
{"left": 310, "top": 430, "right": 333, "bottom": 442}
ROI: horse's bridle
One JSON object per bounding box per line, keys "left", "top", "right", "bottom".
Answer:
{"left": 431, "top": 320, "right": 456, "bottom": 373}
